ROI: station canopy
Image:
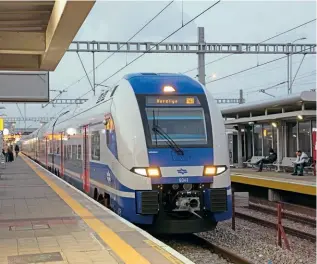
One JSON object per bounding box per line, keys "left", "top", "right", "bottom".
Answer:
{"left": 0, "top": 1, "right": 95, "bottom": 71}
{"left": 222, "top": 91, "right": 316, "bottom": 125}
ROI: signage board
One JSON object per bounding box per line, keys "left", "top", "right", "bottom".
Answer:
{"left": 0, "top": 71, "right": 49, "bottom": 102}
{"left": 0, "top": 118, "right": 3, "bottom": 131}
{"left": 146, "top": 96, "right": 201, "bottom": 107}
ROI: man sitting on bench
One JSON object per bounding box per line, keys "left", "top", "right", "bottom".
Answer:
{"left": 256, "top": 148, "right": 277, "bottom": 172}
{"left": 291, "top": 150, "right": 309, "bottom": 176}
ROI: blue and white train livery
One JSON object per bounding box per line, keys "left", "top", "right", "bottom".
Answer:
{"left": 21, "top": 73, "right": 232, "bottom": 234}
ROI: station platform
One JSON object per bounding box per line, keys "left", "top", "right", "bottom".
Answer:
{"left": 231, "top": 169, "right": 316, "bottom": 196}
{"left": 0, "top": 156, "right": 193, "bottom": 264}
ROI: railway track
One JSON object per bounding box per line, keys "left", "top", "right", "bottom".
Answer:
{"left": 192, "top": 235, "right": 255, "bottom": 264}
{"left": 249, "top": 197, "right": 316, "bottom": 218}
{"left": 235, "top": 211, "right": 316, "bottom": 243}
{"left": 248, "top": 202, "right": 316, "bottom": 227}
{"left": 159, "top": 234, "right": 255, "bottom": 264}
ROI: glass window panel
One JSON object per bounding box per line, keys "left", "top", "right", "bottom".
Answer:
{"left": 298, "top": 121, "right": 311, "bottom": 155}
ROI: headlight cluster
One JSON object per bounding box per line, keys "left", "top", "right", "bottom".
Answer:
{"left": 131, "top": 165, "right": 227, "bottom": 177}
{"left": 203, "top": 165, "right": 227, "bottom": 176}
{"left": 131, "top": 167, "right": 161, "bottom": 177}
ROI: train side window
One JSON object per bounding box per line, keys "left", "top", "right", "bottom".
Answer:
{"left": 64, "top": 145, "right": 67, "bottom": 160}
{"left": 91, "top": 131, "right": 100, "bottom": 161}
{"left": 77, "top": 145, "right": 82, "bottom": 160}
{"left": 72, "top": 145, "right": 77, "bottom": 160}
{"left": 105, "top": 117, "right": 118, "bottom": 158}
{"left": 67, "top": 145, "right": 71, "bottom": 159}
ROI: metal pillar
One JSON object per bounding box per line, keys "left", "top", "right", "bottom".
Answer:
{"left": 92, "top": 51, "right": 96, "bottom": 96}
{"left": 239, "top": 89, "right": 244, "bottom": 104}
{"left": 287, "top": 54, "right": 290, "bottom": 94}
{"left": 197, "top": 27, "right": 206, "bottom": 86}
{"left": 251, "top": 125, "right": 255, "bottom": 156}
{"left": 276, "top": 125, "right": 282, "bottom": 172}
{"left": 237, "top": 125, "right": 243, "bottom": 168}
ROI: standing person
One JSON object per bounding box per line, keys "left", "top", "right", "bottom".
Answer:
{"left": 15, "top": 144, "right": 20, "bottom": 157}
{"left": 255, "top": 148, "right": 277, "bottom": 172}
{"left": 291, "top": 150, "right": 309, "bottom": 176}
{"left": 8, "top": 146, "right": 14, "bottom": 162}
{"left": 3, "top": 145, "right": 8, "bottom": 162}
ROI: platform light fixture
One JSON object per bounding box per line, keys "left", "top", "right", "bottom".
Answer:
{"left": 271, "top": 122, "right": 277, "bottom": 128}
{"left": 297, "top": 115, "right": 303, "bottom": 120}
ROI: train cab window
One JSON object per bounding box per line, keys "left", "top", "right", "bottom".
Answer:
{"left": 91, "top": 131, "right": 100, "bottom": 161}
{"left": 145, "top": 107, "right": 208, "bottom": 146}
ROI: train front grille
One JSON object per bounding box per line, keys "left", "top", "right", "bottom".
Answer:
{"left": 210, "top": 188, "right": 227, "bottom": 212}
{"left": 136, "top": 191, "right": 159, "bottom": 215}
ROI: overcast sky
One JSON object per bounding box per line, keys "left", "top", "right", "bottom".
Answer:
{"left": 1, "top": 0, "right": 316, "bottom": 130}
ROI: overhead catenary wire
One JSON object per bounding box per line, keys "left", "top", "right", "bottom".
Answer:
{"left": 211, "top": 70, "right": 316, "bottom": 96}
{"left": 97, "top": 0, "right": 222, "bottom": 86}
{"left": 45, "top": 1, "right": 175, "bottom": 111}
{"left": 182, "top": 18, "right": 317, "bottom": 74}
{"left": 205, "top": 46, "right": 316, "bottom": 84}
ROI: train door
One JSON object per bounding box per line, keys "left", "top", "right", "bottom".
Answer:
{"left": 45, "top": 137, "right": 48, "bottom": 168}
{"left": 82, "top": 125, "right": 90, "bottom": 193}
{"left": 60, "top": 132, "right": 64, "bottom": 177}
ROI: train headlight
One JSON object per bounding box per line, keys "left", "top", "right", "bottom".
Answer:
{"left": 203, "top": 165, "right": 227, "bottom": 176}
{"left": 131, "top": 167, "right": 161, "bottom": 177}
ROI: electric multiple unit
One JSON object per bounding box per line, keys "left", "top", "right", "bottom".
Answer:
{"left": 21, "top": 73, "right": 232, "bottom": 234}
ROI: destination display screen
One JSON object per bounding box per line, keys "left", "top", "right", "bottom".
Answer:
{"left": 146, "top": 96, "right": 201, "bottom": 106}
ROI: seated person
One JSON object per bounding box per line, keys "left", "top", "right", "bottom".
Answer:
{"left": 291, "top": 150, "right": 309, "bottom": 176}
{"left": 255, "top": 148, "right": 277, "bottom": 172}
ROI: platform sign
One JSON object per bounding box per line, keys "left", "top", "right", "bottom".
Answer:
{"left": 234, "top": 192, "right": 249, "bottom": 207}
{"left": 0, "top": 71, "right": 49, "bottom": 102}
{"left": 0, "top": 118, "right": 3, "bottom": 131}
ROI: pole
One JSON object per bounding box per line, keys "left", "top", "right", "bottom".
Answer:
{"left": 24, "top": 103, "right": 26, "bottom": 131}
{"left": 92, "top": 51, "right": 96, "bottom": 96}
{"left": 232, "top": 191, "right": 235, "bottom": 231}
{"left": 287, "top": 54, "right": 290, "bottom": 94}
{"left": 239, "top": 89, "right": 244, "bottom": 104}
{"left": 197, "top": 27, "right": 206, "bottom": 86}
{"left": 277, "top": 203, "right": 282, "bottom": 247}
{"left": 52, "top": 121, "right": 56, "bottom": 173}
{"left": 289, "top": 52, "right": 293, "bottom": 94}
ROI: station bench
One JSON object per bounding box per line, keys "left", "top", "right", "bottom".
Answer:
{"left": 274, "top": 157, "right": 315, "bottom": 175}
{"left": 243, "top": 156, "right": 276, "bottom": 171}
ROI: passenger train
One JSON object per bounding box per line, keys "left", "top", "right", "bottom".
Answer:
{"left": 21, "top": 73, "right": 232, "bottom": 234}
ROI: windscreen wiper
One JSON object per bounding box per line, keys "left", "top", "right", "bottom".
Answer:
{"left": 152, "top": 125, "right": 184, "bottom": 156}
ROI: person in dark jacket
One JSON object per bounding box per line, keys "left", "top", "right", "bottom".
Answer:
{"left": 7, "top": 146, "right": 14, "bottom": 162}
{"left": 14, "top": 144, "right": 20, "bottom": 157}
{"left": 255, "top": 148, "right": 277, "bottom": 172}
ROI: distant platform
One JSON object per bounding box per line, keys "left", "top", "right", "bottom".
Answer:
{"left": 231, "top": 169, "right": 316, "bottom": 196}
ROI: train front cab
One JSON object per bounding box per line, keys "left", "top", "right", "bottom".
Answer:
{"left": 124, "top": 76, "right": 232, "bottom": 233}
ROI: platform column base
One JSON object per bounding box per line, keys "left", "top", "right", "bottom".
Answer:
{"left": 268, "top": 189, "right": 281, "bottom": 202}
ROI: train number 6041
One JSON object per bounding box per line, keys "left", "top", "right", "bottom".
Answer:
{"left": 178, "top": 178, "right": 189, "bottom": 183}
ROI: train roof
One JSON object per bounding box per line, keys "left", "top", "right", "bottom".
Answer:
{"left": 124, "top": 73, "right": 204, "bottom": 94}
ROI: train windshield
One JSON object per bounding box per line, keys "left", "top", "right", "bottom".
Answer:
{"left": 145, "top": 107, "right": 208, "bottom": 146}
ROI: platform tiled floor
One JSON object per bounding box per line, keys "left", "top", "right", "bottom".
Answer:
{"left": 231, "top": 168, "right": 316, "bottom": 185}
{"left": 0, "top": 158, "right": 120, "bottom": 264}
{"left": 0, "top": 157, "right": 184, "bottom": 264}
